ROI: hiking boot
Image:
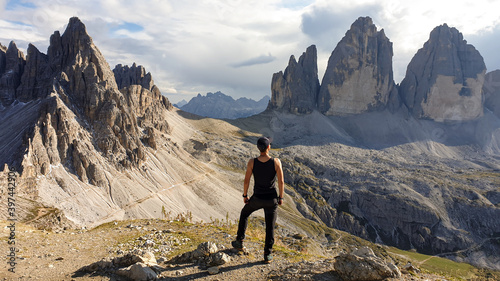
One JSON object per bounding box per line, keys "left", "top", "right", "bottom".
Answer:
{"left": 231, "top": 240, "right": 244, "bottom": 250}
{"left": 263, "top": 253, "right": 273, "bottom": 264}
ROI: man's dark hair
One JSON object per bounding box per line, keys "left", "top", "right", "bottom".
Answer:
{"left": 257, "top": 137, "right": 271, "bottom": 152}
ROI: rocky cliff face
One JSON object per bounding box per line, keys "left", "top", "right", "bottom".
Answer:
{"left": 400, "top": 24, "right": 486, "bottom": 122}
{"left": 0, "top": 41, "right": 25, "bottom": 107}
{"left": 113, "top": 63, "right": 173, "bottom": 137}
{"left": 269, "top": 45, "right": 320, "bottom": 114}
{"left": 114, "top": 63, "right": 154, "bottom": 91}
{"left": 483, "top": 70, "right": 500, "bottom": 118}
{"left": 318, "top": 17, "right": 396, "bottom": 115}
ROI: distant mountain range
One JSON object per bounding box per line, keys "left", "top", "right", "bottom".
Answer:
{"left": 175, "top": 91, "right": 270, "bottom": 119}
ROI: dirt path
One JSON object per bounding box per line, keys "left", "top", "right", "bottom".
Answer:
{"left": 24, "top": 207, "right": 57, "bottom": 224}
{"left": 92, "top": 171, "right": 213, "bottom": 226}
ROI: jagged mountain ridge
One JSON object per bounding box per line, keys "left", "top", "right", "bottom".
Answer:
{"left": 179, "top": 91, "right": 270, "bottom": 119}
{"left": 271, "top": 16, "right": 487, "bottom": 122}
{"left": 2, "top": 17, "right": 172, "bottom": 181}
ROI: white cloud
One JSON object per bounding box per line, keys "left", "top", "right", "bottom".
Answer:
{"left": 0, "top": 0, "right": 500, "bottom": 103}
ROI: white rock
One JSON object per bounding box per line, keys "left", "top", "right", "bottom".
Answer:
{"left": 208, "top": 266, "right": 219, "bottom": 275}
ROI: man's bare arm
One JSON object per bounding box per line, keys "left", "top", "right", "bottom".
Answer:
{"left": 275, "top": 158, "right": 284, "bottom": 205}
{"left": 243, "top": 159, "right": 253, "bottom": 203}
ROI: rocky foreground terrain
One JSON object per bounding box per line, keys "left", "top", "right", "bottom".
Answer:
{"left": 2, "top": 218, "right": 498, "bottom": 280}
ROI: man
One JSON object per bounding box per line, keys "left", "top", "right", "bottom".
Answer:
{"left": 232, "top": 136, "right": 285, "bottom": 264}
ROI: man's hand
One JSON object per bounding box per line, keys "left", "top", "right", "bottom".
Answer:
{"left": 244, "top": 197, "right": 249, "bottom": 204}
{"left": 278, "top": 198, "right": 283, "bottom": 205}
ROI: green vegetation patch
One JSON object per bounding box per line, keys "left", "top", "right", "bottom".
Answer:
{"left": 386, "top": 247, "right": 500, "bottom": 280}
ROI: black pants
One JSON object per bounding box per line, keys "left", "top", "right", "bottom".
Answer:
{"left": 236, "top": 196, "right": 278, "bottom": 254}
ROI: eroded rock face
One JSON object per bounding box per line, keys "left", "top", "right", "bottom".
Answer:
{"left": 483, "top": 70, "right": 500, "bottom": 118}
{"left": 0, "top": 41, "right": 25, "bottom": 106}
{"left": 400, "top": 24, "right": 486, "bottom": 122}
{"left": 318, "top": 17, "right": 396, "bottom": 115}
{"left": 114, "top": 63, "right": 172, "bottom": 134}
{"left": 114, "top": 63, "right": 154, "bottom": 91}
{"left": 16, "top": 44, "right": 50, "bottom": 102}
{"left": 269, "top": 45, "right": 320, "bottom": 114}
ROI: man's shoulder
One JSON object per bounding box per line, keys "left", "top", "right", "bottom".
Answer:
{"left": 273, "top": 157, "right": 282, "bottom": 165}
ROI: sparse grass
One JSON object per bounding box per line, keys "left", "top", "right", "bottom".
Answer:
{"left": 458, "top": 171, "right": 500, "bottom": 183}
{"left": 386, "top": 247, "right": 500, "bottom": 280}
{"left": 273, "top": 243, "right": 312, "bottom": 262}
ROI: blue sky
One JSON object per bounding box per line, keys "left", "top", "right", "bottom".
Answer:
{"left": 1, "top": 0, "right": 500, "bottom": 103}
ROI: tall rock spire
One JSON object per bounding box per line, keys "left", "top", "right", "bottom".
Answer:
{"left": 399, "top": 24, "right": 486, "bottom": 122}
{"left": 0, "top": 41, "right": 25, "bottom": 106}
{"left": 269, "top": 45, "right": 320, "bottom": 114}
{"left": 318, "top": 16, "right": 396, "bottom": 115}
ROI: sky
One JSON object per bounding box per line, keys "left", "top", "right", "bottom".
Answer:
{"left": 1, "top": 0, "right": 500, "bottom": 104}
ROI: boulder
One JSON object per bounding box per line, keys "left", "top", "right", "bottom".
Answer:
{"left": 207, "top": 266, "right": 220, "bottom": 275}
{"left": 334, "top": 246, "right": 401, "bottom": 281}
{"left": 116, "top": 262, "right": 157, "bottom": 281}
{"left": 318, "top": 17, "right": 396, "bottom": 115}
{"left": 402, "top": 261, "right": 421, "bottom": 274}
{"left": 208, "top": 252, "right": 230, "bottom": 266}
{"left": 137, "top": 251, "right": 157, "bottom": 266}
{"left": 196, "top": 241, "right": 219, "bottom": 256}
{"left": 399, "top": 24, "right": 486, "bottom": 122}
{"left": 269, "top": 45, "right": 320, "bottom": 114}
{"left": 168, "top": 241, "right": 229, "bottom": 266}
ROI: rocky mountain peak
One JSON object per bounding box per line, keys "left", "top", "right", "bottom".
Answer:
{"left": 0, "top": 17, "right": 173, "bottom": 186}
{"left": 318, "top": 16, "right": 396, "bottom": 115}
{"left": 349, "top": 16, "right": 377, "bottom": 36}
{"left": 0, "top": 41, "right": 26, "bottom": 106}
{"left": 5, "top": 41, "right": 25, "bottom": 67}
{"left": 269, "top": 44, "right": 319, "bottom": 114}
{"left": 114, "top": 63, "right": 154, "bottom": 91}
{"left": 399, "top": 23, "right": 486, "bottom": 122}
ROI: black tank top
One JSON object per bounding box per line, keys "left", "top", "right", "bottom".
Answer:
{"left": 253, "top": 157, "right": 277, "bottom": 199}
